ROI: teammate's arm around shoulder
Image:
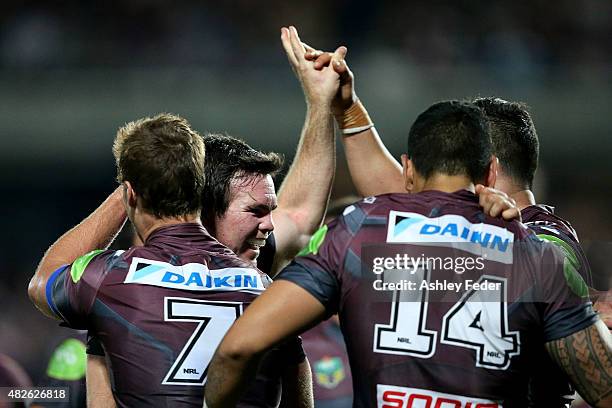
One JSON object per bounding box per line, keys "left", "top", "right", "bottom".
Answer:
{"left": 28, "top": 187, "right": 126, "bottom": 319}
{"left": 545, "top": 319, "right": 612, "bottom": 407}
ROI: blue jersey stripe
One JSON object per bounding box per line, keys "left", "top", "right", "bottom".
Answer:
{"left": 46, "top": 264, "right": 69, "bottom": 317}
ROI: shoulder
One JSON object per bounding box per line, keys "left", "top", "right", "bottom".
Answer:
{"left": 335, "top": 194, "right": 406, "bottom": 235}
{"left": 69, "top": 249, "right": 121, "bottom": 284}
{"left": 523, "top": 205, "right": 580, "bottom": 243}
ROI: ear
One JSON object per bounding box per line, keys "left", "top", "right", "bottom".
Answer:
{"left": 401, "top": 154, "right": 414, "bottom": 192}
{"left": 484, "top": 155, "right": 498, "bottom": 188}
{"left": 123, "top": 181, "right": 138, "bottom": 209}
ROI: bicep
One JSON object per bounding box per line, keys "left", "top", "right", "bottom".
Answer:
{"left": 545, "top": 319, "right": 612, "bottom": 407}
{"left": 86, "top": 355, "right": 116, "bottom": 408}
{"left": 342, "top": 128, "right": 405, "bottom": 196}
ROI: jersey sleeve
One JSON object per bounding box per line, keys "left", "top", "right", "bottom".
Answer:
{"left": 534, "top": 227, "right": 593, "bottom": 291}
{"left": 276, "top": 217, "right": 352, "bottom": 317}
{"left": 46, "top": 249, "right": 111, "bottom": 330}
{"left": 537, "top": 242, "right": 599, "bottom": 342}
{"left": 86, "top": 334, "right": 105, "bottom": 356}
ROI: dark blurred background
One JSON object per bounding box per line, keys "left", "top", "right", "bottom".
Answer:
{"left": 1, "top": 0, "right": 611, "bottom": 382}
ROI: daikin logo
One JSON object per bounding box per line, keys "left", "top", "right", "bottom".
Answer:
{"left": 393, "top": 215, "right": 425, "bottom": 237}
{"left": 387, "top": 211, "right": 515, "bottom": 264}
{"left": 124, "top": 257, "right": 264, "bottom": 292}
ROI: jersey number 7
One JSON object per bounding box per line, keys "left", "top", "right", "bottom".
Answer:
{"left": 162, "top": 297, "right": 242, "bottom": 385}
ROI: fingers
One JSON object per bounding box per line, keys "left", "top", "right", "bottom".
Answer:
{"left": 488, "top": 201, "right": 505, "bottom": 218}
{"left": 280, "top": 27, "right": 299, "bottom": 68}
{"left": 288, "top": 26, "right": 305, "bottom": 61}
{"left": 333, "top": 46, "right": 348, "bottom": 60}
{"left": 332, "top": 57, "right": 351, "bottom": 78}
{"left": 302, "top": 42, "right": 319, "bottom": 55}
{"left": 476, "top": 185, "right": 520, "bottom": 221}
{"left": 330, "top": 46, "right": 352, "bottom": 80}
{"left": 502, "top": 208, "right": 522, "bottom": 222}
{"left": 312, "top": 52, "right": 333, "bottom": 69}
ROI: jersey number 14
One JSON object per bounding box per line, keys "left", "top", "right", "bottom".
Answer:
{"left": 373, "top": 271, "right": 520, "bottom": 370}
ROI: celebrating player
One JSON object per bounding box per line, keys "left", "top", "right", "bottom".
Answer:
{"left": 81, "top": 25, "right": 346, "bottom": 407}
{"left": 307, "top": 43, "right": 604, "bottom": 405}
{"left": 203, "top": 100, "right": 610, "bottom": 407}
{"left": 28, "top": 114, "right": 312, "bottom": 407}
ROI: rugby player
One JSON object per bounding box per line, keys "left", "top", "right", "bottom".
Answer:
{"left": 27, "top": 114, "right": 311, "bottom": 407}
{"left": 203, "top": 100, "right": 611, "bottom": 407}
{"left": 307, "top": 47, "right": 604, "bottom": 406}
{"left": 81, "top": 26, "right": 347, "bottom": 407}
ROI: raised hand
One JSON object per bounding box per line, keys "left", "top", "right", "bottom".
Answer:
{"left": 280, "top": 26, "right": 345, "bottom": 109}
{"left": 304, "top": 45, "right": 356, "bottom": 116}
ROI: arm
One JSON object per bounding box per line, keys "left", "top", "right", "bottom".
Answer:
{"left": 87, "top": 355, "right": 116, "bottom": 408}
{"left": 280, "top": 358, "right": 314, "bottom": 408}
{"left": 545, "top": 320, "right": 612, "bottom": 407}
{"left": 28, "top": 186, "right": 126, "bottom": 318}
{"left": 272, "top": 27, "right": 340, "bottom": 273}
{"left": 308, "top": 50, "right": 405, "bottom": 196}
{"left": 342, "top": 126, "right": 405, "bottom": 196}
{"left": 204, "top": 280, "right": 326, "bottom": 408}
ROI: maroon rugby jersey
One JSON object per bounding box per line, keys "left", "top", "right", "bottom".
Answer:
{"left": 522, "top": 204, "right": 592, "bottom": 288}
{"left": 522, "top": 204, "right": 594, "bottom": 407}
{"left": 277, "top": 190, "right": 598, "bottom": 408}
{"left": 46, "top": 223, "right": 304, "bottom": 408}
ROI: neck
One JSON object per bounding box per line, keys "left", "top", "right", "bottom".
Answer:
{"left": 509, "top": 190, "right": 536, "bottom": 210}
{"left": 494, "top": 177, "right": 536, "bottom": 210}
{"left": 415, "top": 174, "right": 475, "bottom": 194}
{"left": 135, "top": 212, "right": 201, "bottom": 243}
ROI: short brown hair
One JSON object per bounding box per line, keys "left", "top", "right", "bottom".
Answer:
{"left": 113, "top": 113, "right": 205, "bottom": 218}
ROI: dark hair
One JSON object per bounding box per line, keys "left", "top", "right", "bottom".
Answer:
{"left": 202, "top": 134, "right": 283, "bottom": 218}
{"left": 113, "top": 113, "right": 205, "bottom": 218}
{"left": 472, "top": 97, "right": 539, "bottom": 189}
{"left": 407, "top": 100, "right": 492, "bottom": 182}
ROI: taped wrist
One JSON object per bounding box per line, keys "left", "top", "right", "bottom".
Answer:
{"left": 335, "top": 99, "right": 374, "bottom": 135}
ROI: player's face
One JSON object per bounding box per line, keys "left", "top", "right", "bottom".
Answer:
{"left": 214, "top": 174, "right": 277, "bottom": 264}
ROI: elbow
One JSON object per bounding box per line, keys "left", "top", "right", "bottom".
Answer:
{"left": 288, "top": 209, "right": 323, "bottom": 236}
{"left": 217, "top": 336, "right": 259, "bottom": 364}
{"left": 27, "top": 275, "right": 41, "bottom": 306}
{"left": 28, "top": 273, "right": 54, "bottom": 319}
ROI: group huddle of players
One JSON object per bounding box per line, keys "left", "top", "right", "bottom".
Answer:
{"left": 4, "top": 26, "right": 609, "bottom": 408}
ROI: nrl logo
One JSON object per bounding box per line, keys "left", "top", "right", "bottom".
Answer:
{"left": 314, "top": 356, "right": 346, "bottom": 389}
